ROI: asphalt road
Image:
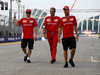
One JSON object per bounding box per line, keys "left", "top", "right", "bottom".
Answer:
{"left": 0, "top": 37, "right": 100, "bottom": 75}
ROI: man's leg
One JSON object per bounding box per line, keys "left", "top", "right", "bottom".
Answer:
{"left": 22, "top": 48, "right": 27, "bottom": 54}
{"left": 21, "top": 39, "right": 28, "bottom": 62}
{"left": 48, "top": 38, "right": 53, "bottom": 60}
{"left": 28, "top": 49, "right": 32, "bottom": 58}
{"left": 22, "top": 48, "right": 28, "bottom": 62}
{"left": 27, "top": 39, "right": 34, "bottom": 63}
{"left": 27, "top": 49, "right": 32, "bottom": 63}
{"left": 69, "top": 48, "right": 76, "bottom": 67}
{"left": 71, "top": 48, "right": 76, "bottom": 60}
{"left": 21, "top": 39, "right": 27, "bottom": 54}
{"left": 69, "top": 37, "right": 76, "bottom": 67}
{"left": 62, "top": 38, "right": 68, "bottom": 68}
{"left": 63, "top": 50, "right": 68, "bottom": 68}
{"left": 50, "top": 35, "right": 58, "bottom": 64}
{"left": 52, "top": 35, "right": 58, "bottom": 60}
{"left": 64, "top": 50, "right": 68, "bottom": 63}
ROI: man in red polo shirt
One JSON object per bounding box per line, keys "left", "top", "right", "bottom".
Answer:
{"left": 43, "top": 7, "right": 60, "bottom": 64}
{"left": 14, "top": 9, "right": 38, "bottom": 63}
{"left": 58, "top": 6, "right": 78, "bottom": 68}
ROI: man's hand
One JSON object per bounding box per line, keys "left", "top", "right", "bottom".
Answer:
{"left": 34, "top": 35, "right": 37, "bottom": 41}
{"left": 76, "top": 35, "right": 79, "bottom": 41}
{"left": 14, "top": 12, "right": 20, "bottom": 26}
{"left": 44, "top": 33, "right": 47, "bottom": 38}
{"left": 14, "top": 12, "right": 16, "bottom": 17}
{"left": 58, "top": 37, "right": 60, "bottom": 43}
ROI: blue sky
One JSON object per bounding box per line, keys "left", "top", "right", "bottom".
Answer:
{"left": 0, "top": 0, "right": 100, "bottom": 18}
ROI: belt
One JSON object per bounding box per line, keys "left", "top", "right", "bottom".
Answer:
{"left": 48, "top": 31, "right": 58, "bottom": 34}
{"left": 51, "top": 32, "right": 54, "bottom": 33}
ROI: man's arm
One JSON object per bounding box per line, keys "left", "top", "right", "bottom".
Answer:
{"left": 58, "top": 18, "right": 62, "bottom": 43}
{"left": 14, "top": 12, "right": 19, "bottom": 26}
{"left": 75, "top": 25, "right": 78, "bottom": 41}
{"left": 58, "top": 27, "right": 62, "bottom": 43}
{"left": 43, "top": 27, "right": 47, "bottom": 38}
{"left": 34, "top": 26, "right": 37, "bottom": 41}
{"left": 43, "top": 17, "right": 47, "bottom": 38}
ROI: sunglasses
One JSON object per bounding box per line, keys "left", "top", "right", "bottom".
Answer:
{"left": 26, "top": 12, "right": 31, "bottom": 14}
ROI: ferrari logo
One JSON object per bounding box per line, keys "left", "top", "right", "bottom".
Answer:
{"left": 23, "top": 20, "right": 27, "bottom": 23}
{"left": 47, "top": 19, "right": 51, "bottom": 22}
{"left": 62, "top": 18, "right": 67, "bottom": 22}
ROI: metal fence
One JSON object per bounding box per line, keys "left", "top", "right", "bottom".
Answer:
{"left": 0, "top": 14, "right": 21, "bottom": 37}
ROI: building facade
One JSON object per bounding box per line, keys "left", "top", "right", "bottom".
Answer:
{"left": 78, "top": 15, "right": 100, "bottom": 34}
{"left": 31, "top": 8, "right": 48, "bottom": 34}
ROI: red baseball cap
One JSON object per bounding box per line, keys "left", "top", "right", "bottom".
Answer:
{"left": 26, "top": 9, "right": 31, "bottom": 12}
{"left": 63, "top": 6, "right": 69, "bottom": 10}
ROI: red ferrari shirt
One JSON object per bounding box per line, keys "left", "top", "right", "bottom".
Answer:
{"left": 59, "top": 15, "right": 77, "bottom": 38}
{"left": 18, "top": 17, "right": 38, "bottom": 39}
{"left": 43, "top": 16, "right": 60, "bottom": 33}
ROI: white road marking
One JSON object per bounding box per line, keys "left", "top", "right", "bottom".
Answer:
{"left": 80, "top": 37, "right": 98, "bottom": 38}
{"left": 85, "top": 73, "right": 100, "bottom": 75}
{"left": 90, "top": 47, "right": 92, "bottom": 49}
{"left": 90, "top": 48, "right": 100, "bottom": 49}
{"left": 91, "top": 56, "right": 94, "bottom": 62}
{"left": 91, "top": 56, "right": 100, "bottom": 62}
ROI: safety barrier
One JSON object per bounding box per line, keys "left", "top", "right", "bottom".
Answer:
{"left": 0, "top": 36, "right": 21, "bottom": 43}
{"left": 0, "top": 34, "right": 99, "bottom": 43}
{"left": 0, "top": 36, "right": 47, "bottom": 43}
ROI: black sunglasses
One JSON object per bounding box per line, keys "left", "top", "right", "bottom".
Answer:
{"left": 26, "top": 12, "right": 31, "bottom": 14}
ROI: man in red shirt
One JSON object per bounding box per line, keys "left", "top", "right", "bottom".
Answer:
{"left": 43, "top": 7, "right": 60, "bottom": 64}
{"left": 58, "top": 6, "right": 78, "bottom": 68}
{"left": 14, "top": 9, "right": 38, "bottom": 63}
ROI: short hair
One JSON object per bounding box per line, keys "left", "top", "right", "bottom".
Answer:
{"left": 50, "top": 7, "right": 56, "bottom": 12}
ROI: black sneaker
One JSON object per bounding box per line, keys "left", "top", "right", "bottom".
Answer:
{"left": 69, "top": 59, "right": 75, "bottom": 67}
{"left": 64, "top": 62, "right": 68, "bottom": 68}
{"left": 50, "top": 59, "right": 56, "bottom": 64}
{"left": 27, "top": 59, "right": 31, "bottom": 63}
{"left": 24, "top": 54, "right": 28, "bottom": 62}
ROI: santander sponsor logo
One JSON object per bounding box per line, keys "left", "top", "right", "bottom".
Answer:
{"left": 23, "top": 24, "right": 32, "bottom": 26}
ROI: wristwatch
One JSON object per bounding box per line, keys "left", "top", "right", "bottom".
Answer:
{"left": 14, "top": 16, "right": 16, "bottom": 18}
{"left": 43, "top": 32, "right": 46, "bottom": 34}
